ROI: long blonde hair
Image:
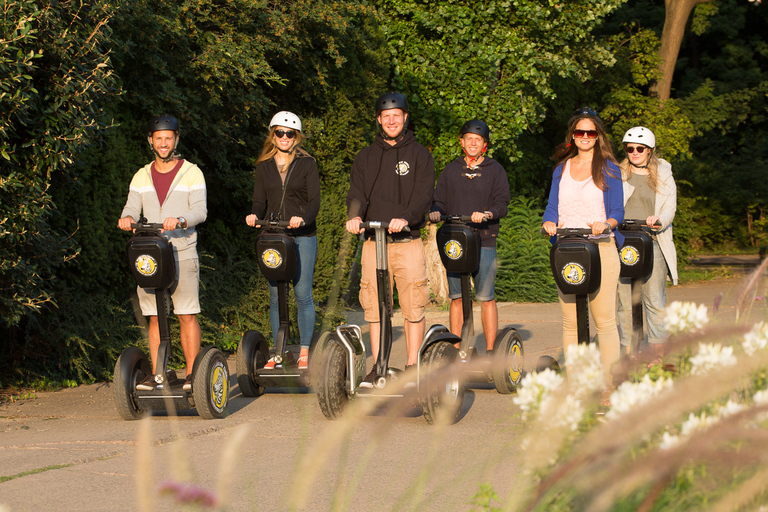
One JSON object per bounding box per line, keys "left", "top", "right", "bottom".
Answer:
{"left": 619, "top": 150, "right": 660, "bottom": 193}
{"left": 551, "top": 110, "right": 618, "bottom": 191}
{"left": 255, "top": 126, "right": 310, "bottom": 168}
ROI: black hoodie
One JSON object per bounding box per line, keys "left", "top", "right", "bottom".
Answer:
{"left": 346, "top": 130, "right": 435, "bottom": 238}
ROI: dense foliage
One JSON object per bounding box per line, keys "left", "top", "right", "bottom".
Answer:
{"left": 1, "top": 0, "right": 766, "bottom": 386}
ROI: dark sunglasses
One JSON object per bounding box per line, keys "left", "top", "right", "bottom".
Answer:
{"left": 625, "top": 145, "right": 648, "bottom": 154}
{"left": 573, "top": 129, "right": 598, "bottom": 139}
{"left": 274, "top": 129, "right": 297, "bottom": 139}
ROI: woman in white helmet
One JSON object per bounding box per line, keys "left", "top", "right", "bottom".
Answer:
{"left": 246, "top": 111, "right": 321, "bottom": 369}
{"left": 618, "top": 126, "right": 678, "bottom": 365}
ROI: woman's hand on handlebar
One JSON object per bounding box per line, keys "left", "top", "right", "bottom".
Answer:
{"left": 646, "top": 215, "right": 661, "bottom": 230}
{"left": 542, "top": 221, "right": 558, "bottom": 236}
{"left": 245, "top": 214, "right": 258, "bottom": 227}
{"left": 587, "top": 220, "right": 610, "bottom": 236}
{"left": 288, "top": 216, "right": 304, "bottom": 229}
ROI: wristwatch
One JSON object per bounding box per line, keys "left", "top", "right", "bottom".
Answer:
{"left": 178, "top": 216, "right": 187, "bottom": 229}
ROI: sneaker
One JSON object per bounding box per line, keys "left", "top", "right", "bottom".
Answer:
{"left": 263, "top": 357, "right": 276, "bottom": 370}
{"left": 136, "top": 374, "right": 156, "bottom": 391}
{"left": 183, "top": 374, "right": 192, "bottom": 391}
{"left": 403, "top": 364, "right": 417, "bottom": 390}
{"left": 298, "top": 350, "right": 309, "bottom": 370}
{"left": 359, "top": 367, "right": 376, "bottom": 388}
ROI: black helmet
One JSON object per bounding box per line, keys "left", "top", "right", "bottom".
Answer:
{"left": 147, "top": 114, "right": 179, "bottom": 134}
{"left": 375, "top": 92, "right": 409, "bottom": 115}
{"left": 459, "top": 119, "right": 490, "bottom": 141}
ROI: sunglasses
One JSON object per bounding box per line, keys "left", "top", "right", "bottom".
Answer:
{"left": 573, "top": 129, "right": 598, "bottom": 139}
{"left": 625, "top": 145, "right": 648, "bottom": 154}
{"left": 274, "top": 129, "right": 297, "bottom": 139}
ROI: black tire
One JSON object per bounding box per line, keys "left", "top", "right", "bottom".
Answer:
{"left": 536, "top": 355, "right": 561, "bottom": 374}
{"left": 193, "top": 349, "right": 230, "bottom": 419}
{"left": 308, "top": 330, "right": 333, "bottom": 380}
{"left": 493, "top": 328, "right": 524, "bottom": 394}
{"left": 316, "top": 340, "right": 349, "bottom": 420}
{"left": 420, "top": 341, "right": 465, "bottom": 425}
{"left": 236, "top": 330, "right": 268, "bottom": 397}
{"left": 113, "top": 347, "right": 151, "bottom": 421}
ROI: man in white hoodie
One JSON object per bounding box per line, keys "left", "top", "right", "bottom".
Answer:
{"left": 118, "top": 114, "right": 207, "bottom": 391}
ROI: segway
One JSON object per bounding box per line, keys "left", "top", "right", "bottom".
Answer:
{"left": 315, "top": 221, "right": 465, "bottom": 425}
{"left": 113, "top": 220, "right": 230, "bottom": 420}
{"left": 537, "top": 227, "right": 610, "bottom": 372}
{"left": 435, "top": 215, "right": 524, "bottom": 393}
{"left": 236, "top": 220, "right": 329, "bottom": 396}
{"left": 617, "top": 219, "right": 659, "bottom": 355}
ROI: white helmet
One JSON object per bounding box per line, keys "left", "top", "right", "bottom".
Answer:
{"left": 269, "top": 111, "right": 302, "bottom": 132}
{"left": 622, "top": 126, "right": 655, "bottom": 148}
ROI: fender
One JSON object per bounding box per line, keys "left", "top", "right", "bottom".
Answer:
{"left": 117, "top": 347, "right": 151, "bottom": 385}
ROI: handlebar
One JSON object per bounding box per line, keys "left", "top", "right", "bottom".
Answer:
{"left": 251, "top": 220, "right": 305, "bottom": 228}
{"left": 540, "top": 227, "right": 612, "bottom": 236}
{"left": 436, "top": 215, "right": 474, "bottom": 223}
{"left": 358, "top": 221, "right": 411, "bottom": 233}
{"left": 130, "top": 222, "right": 181, "bottom": 231}
{"left": 621, "top": 219, "right": 662, "bottom": 229}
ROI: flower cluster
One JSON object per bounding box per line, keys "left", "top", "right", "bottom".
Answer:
{"left": 689, "top": 342, "right": 737, "bottom": 375}
{"left": 660, "top": 400, "right": 745, "bottom": 450}
{"left": 564, "top": 343, "right": 605, "bottom": 398}
{"left": 606, "top": 374, "right": 674, "bottom": 421}
{"left": 663, "top": 301, "right": 709, "bottom": 335}
{"left": 743, "top": 321, "right": 768, "bottom": 356}
{"left": 513, "top": 368, "right": 564, "bottom": 420}
{"left": 158, "top": 480, "right": 218, "bottom": 508}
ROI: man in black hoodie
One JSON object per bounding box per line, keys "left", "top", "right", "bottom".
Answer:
{"left": 346, "top": 92, "right": 435, "bottom": 386}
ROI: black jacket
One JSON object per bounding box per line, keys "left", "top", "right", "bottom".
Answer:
{"left": 346, "top": 130, "right": 435, "bottom": 238}
{"left": 251, "top": 153, "right": 321, "bottom": 237}
{"left": 431, "top": 156, "right": 510, "bottom": 246}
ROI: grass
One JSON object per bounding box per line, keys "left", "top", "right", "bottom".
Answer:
{"left": 677, "top": 266, "right": 733, "bottom": 285}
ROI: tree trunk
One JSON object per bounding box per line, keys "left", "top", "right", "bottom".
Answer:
{"left": 424, "top": 223, "right": 449, "bottom": 305}
{"left": 649, "top": 0, "right": 714, "bottom": 100}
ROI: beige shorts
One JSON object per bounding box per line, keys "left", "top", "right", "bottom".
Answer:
{"left": 359, "top": 239, "right": 429, "bottom": 323}
{"left": 137, "top": 258, "right": 201, "bottom": 316}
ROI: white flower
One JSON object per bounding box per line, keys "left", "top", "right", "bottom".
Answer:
{"left": 754, "top": 389, "right": 768, "bottom": 406}
{"left": 564, "top": 343, "right": 605, "bottom": 397}
{"left": 540, "top": 393, "right": 585, "bottom": 432}
{"left": 513, "top": 368, "right": 565, "bottom": 420}
{"left": 606, "top": 374, "right": 674, "bottom": 420}
{"left": 659, "top": 431, "right": 680, "bottom": 450}
{"left": 664, "top": 301, "right": 709, "bottom": 334}
{"left": 689, "top": 343, "right": 737, "bottom": 375}
{"left": 659, "top": 400, "right": 745, "bottom": 450}
{"left": 742, "top": 322, "right": 768, "bottom": 356}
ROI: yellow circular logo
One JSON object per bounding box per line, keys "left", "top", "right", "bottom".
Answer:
{"left": 262, "top": 249, "right": 282, "bottom": 268}
{"left": 443, "top": 240, "right": 463, "bottom": 260}
{"left": 562, "top": 263, "right": 586, "bottom": 285}
{"left": 210, "top": 362, "right": 228, "bottom": 412}
{"left": 620, "top": 246, "right": 639, "bottom": 266}
{"left": 135, "top": 255, "right": 157, "bottom": 276}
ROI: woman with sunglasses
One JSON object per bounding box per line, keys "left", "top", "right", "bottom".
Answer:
{"left": 617, "top": 126, "right": 677, "bottom": 365}
{"left": 542, "top": 107, "right": 624, "bottom": 387}
{"left": 246, "top": 111, "right": 321, "bottom": 369}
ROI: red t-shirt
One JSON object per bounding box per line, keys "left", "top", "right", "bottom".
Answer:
{"left": 151, "top": 159, "right": 184, "bottom": 206}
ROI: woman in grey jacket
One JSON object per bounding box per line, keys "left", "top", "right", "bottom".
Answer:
{"left": 617, "top": 126, "right": 678, "bottom": 365}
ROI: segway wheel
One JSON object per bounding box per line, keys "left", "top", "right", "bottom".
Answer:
{"left": 493, "top": 328, "right": 524, "bottom": 394}
{"left": 236, "top": 330, "right": 268, "bottom": 397}
{"left": 420, "top": 341, "right": 465, "bottom": 425}
{"left": 316, "top": 340, "right": 348, "bottom": 420}
{"left": 113, "top": 347, "right": 151, "bottom": 421}
{"left": 193, "top": 349, "right": 230, "bottom": 420}
{"left": 536, "top": 355, "right": 561, "bottom": 374}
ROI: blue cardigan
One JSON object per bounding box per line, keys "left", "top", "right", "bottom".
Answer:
{"left": 542, "top": 160, "right": 625, "bottom": 247}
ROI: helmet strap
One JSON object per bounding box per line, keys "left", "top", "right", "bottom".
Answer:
{"left": 461, "top": 140, "right": 486, "bottom": 169}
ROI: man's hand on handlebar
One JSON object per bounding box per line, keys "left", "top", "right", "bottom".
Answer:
{"left": 428, "top": 211, "right": 441, "bottom": 223}
{"left": 118, "top": 216, "right": 135, "bottom": 232}
{"left": 470, "top": 211, "right": 490, "bottom": 224}
{"left": 288, "top": 216, "right": 304, "bottom": 229}
{"left": 245, "top": 214, "right": 258, "bottom": 227}
{"left": 387, "top": 218, "right": 408, "bottom": 234}
{"left": 346, "top": 216, "right": 364, "bottom": 234}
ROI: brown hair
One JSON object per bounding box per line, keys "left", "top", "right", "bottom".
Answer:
{"left": 255, "top": 126, "right": 310, "bottom": 168}
{"left": 551, "top": 110, "right": 618, "bottom": 191}
{"left": 619, "top": 150, "right": 661, "bottom": 193}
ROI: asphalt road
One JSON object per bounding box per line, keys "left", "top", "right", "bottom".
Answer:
{"left": 0, "top": 276, "right": 757, "bottom": 512}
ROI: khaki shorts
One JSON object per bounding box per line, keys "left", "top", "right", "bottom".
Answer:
{"left": 137, "top": 258, "right": 201, "bottom": 316}
{"left": 359, "top": 239, "right": 429, "bottom": 323}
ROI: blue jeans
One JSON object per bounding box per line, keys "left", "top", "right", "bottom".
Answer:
{"left": 617, "top": 240, "right": 668, "bottom": 346}
{"left": 269, "top": 235, "right": 317, "bottom": 348}
{"left": 447, "top": 247, "right": 497, "bottom": 302}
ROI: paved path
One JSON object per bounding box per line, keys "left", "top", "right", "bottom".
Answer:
{"left": 0, "top": 276, "right": 761, "bottom": 511}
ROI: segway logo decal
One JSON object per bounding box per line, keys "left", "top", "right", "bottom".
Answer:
{"left": 210, "top": 362, "right": 228, "bottom": 412}
{"left": 562, "top": 263, "right": 586, "bottom": 285}
{"left": 262, "top": 249, "right": 283, "bottom": 269}
{"left": 135, "top": 255, "right": 158, "bottom": 277}
{"left": 443, "top": 240, "right": 463, "bottom": 260}
{"left": 620, "top": 246, "right": 640, "bottom": 266}
{"left": 395, "top": 161, "right": 410, "bottom": 176}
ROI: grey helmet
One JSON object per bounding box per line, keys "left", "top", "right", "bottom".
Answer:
{"left": 147, "top": 114, "right": 179, "bottom": 134}
{"left": 459, "top": 119, "right": 490, "bottom": 141}
{"left": 375, "top": 92, "right": 409, "bottom": 115}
